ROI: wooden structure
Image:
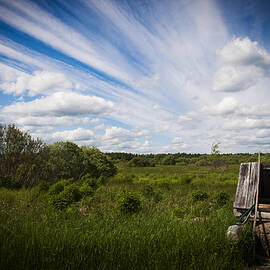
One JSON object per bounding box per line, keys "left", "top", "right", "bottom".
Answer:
{"left": 234, "top": 159, "right": 270, "bottom": 260}
{"left": 234, "top": 162, "right": 270, "bottom": 220}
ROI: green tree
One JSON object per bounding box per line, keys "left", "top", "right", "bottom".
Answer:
{"left": 47, "top": 141, "right": 85, "bottom": 181}
{"left": 0, "top": 124, "right": 47, "bottom": 187}
{"left": 81, "top": 146, "right": 117, "bottom": 178}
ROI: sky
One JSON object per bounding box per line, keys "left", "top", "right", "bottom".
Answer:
{"left": 0, "top": 0, "right": 270, "bottom": 154}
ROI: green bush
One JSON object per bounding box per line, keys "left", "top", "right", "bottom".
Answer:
{"left": 191, "top": 190, "right": 209, "bottom": 202}
{"left": 180, "top": 175, "right": 192, "bottom": 185}
{"left": 153, "top": 190, "right": 163, "bottom": 203}
{"left": 141, "top": 184, "right": 154, "bottom": 198}
{"left": 116, "top": 191, "right": 141, "bottom": 214}
{"left": 37, "top": 181, "right": 50, "bottom": 193}
{"left": 79, "top": 184, "right": 94, "bottom": 197}
{"left": 48, "top": 183, "right": 82, "bottom": 210}
{"left": 81, "top": 174, "right": 99, "bottom": 189}
{"left": 48, "top": 179, "right": 70, "bottom": 196}
{"left": 213, "top": 191, "right": 230, "bottom": 207}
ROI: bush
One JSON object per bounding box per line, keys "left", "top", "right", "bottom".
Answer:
{"left": 162, "top": 155, "right": 176, "bottom": 165}
{"left": 79, "top": 184, "right": 94, "bottom": 197}
{"left": 180, "top": 175, "right": 192, "bottom": 185}
{"left": 116, "top": 191, "right": 141, "bottom": 214}
{"left": 37, "top": 181, "right": 50, "bottom": 193}
{"left": 191, "top": 190, "right": 209, "bottom": 202}
{"left": 48, "top": 183, "right": 82, "bottom": 210}
{"left": 81, "top": 174, "right": 99, "bottom": 189}
{"left": 153, "top": 191, "right": 163, "bottom": 203}
{"left": 213, "top": 191, "right": 230, "bottom": 207}
{"left": 81, "top": 146, "right": 117, "bottom": 178}
{"left": 48, "top": 179, "right": 70, "bottom": 196}
{"left": 141, "top": 185, "right": 154, "bottom": 199}
{"left": 127, "top": 157, "right": 155, "bottom": 167}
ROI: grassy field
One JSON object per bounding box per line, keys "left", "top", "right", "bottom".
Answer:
{"left": 0, "top": 164, "right": 253, "bottom": 270}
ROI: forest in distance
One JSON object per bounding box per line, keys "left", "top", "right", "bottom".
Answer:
{"left": 0, "top": 123, "right": 265, "bottom": 269}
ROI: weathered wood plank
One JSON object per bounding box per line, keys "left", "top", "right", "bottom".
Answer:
{"left": 234, "top": 162, "right": 259, "bottom": 209}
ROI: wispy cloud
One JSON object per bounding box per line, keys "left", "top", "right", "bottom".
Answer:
{"left": 0, "top": 0, "right": 269, "bottom": 153}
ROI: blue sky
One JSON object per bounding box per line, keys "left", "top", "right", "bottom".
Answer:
{"left": 0, "top": 0, "right": 270, "bottom": 153}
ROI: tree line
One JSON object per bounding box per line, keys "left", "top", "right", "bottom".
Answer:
{"left": 0, "top": 124, "right": 117, "bottom": 188}
{"left": 1, "top": 123, "right": 268, "bottom": 188}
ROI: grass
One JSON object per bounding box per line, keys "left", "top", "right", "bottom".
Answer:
{"left": 0, "top": 164, "right": 253, "bottom": 269}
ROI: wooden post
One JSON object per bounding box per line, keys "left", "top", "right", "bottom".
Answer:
{"left": 253, "top": 152, "right": 261, "bottom": 259}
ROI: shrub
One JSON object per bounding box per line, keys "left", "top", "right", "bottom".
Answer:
{"left": 79, "top": 184, "right": 94, "bottom": 197}
{"left": 162, "top": 155, "right": 176, "bottom": 165}
{"left": 180, "top": 175, "right": 192, "bottom": 185}
{"left": 48, "top": 183, "right": 82, "bottom": 210}
{"left": 81, "top": 146, "right": 117, "bottom": 178}
{"left": 116, "top": 191, "right": 141, "bottom": 214}
{"left": 153, "top": 191, "right": 163, "bottom": 203}
{"left": 113, "top": 173, "right": 135, "bottom": 184}
{"left": 61, "top": 184, "right": 82, "bottom": 203}
{"left": 81, "top": 174, "right": 99, "bottom": 189}
{"left": 191, "top": 190, "right": 209, "bottom": 202}
{"left": 127, "top": 157, "right": 155, "bottom": 167}
{"left": 37, "top": 181, "right": 50, "bottom": 193}
{"left": 141, "top": 185, "right": 154, "bottom": 199}
{"left": 48, "top": 179, "right": 70, "bottom": 196}
{"left": 213, "top": 191, "right": 230, "bottom": 207}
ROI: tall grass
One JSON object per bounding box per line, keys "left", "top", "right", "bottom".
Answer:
{"left": 0, "top": 165, "right": 252, "bottom": 270}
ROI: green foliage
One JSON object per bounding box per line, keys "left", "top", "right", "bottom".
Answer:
{"left": 0, "top": 163, "right": 253, "bottom": 270}
{"left": 172, "top": 207, "right": 185, "bottom": 218}
{"left": 191, "top": 190, "right": 209, "bottom": 202}
{"left": 140, "top": 184, "right": 163, "bottom": 203}
{"left": 127, "top": 157, "right": 155, "bottom": 167}
{"left": 79, "top": 184, "right": 94, "bottom": 197}
{"left": 48, "top": 141, "right": 85, "bottom": 181}
{"left": 48, "top": 179, "right": 70, "bottom": 196}
{"left": 179, "top": 175, "right": 192, "bottom": 184}
{"left": 49, "top": 183, "right": 82, "bottom": 210}
{"left": 116, "top": 191, "right": 141, "bottom": 214}
{"left": 153, "top": 190, "right": 163, "bottom": 203}
{"left": 81, "top": 146, "right": 117, "bottom": 178}
{"left": 141, "top": 184, "right": 154, "bottom": 198}
{"left": 161, "top": 155, "right": 176, "bottom": 165}
{"left": 0, "top": 123, "right": 47, "bottom": 187}
{"left": 37, "top": 181, "right": 50, "bottom": 193}
{"left": 81, "top": 173, "right": 99, "bottom": 189}
{"left": 189, "top": 201, "right": 212, "bottom": 217}
{"left": 213, "top": 191, "right": 230, "bottom": 207}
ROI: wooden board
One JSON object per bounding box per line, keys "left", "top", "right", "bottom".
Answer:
{"left": 234, "top": 162, "right": 259, "bottom": 209}
{"left": 234, "top": 209, "right": 270, "bottom": 221}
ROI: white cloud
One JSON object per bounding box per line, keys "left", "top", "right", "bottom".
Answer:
{"left": 2, "top": 91, "right": 114, "bottom": 116}
{"left": 15, "top": 116, "right": 93, "bottom": 126}
{"left": 224, "top": 118, "right": 270, "bottom": 131}
{"left": 52, "top": 128, "right": 94, "bottom": 141}
{"left": 213, "top": 37, "right": 270, "bottom": 92}
{"left": 217, "top": 37, "right": 270, "bottom": 66}
{"left": 213, "top": 65, "right": 265, "bottom": 92}
{"left": 0, "top": 68, "right": 72, "bottom": 96}
{"left": 208, "top": 97, "right": 238, "bottom": 115}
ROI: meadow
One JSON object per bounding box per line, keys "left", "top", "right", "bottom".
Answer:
{"left": 0, "top": 164, "right": 254, "bottom": 270}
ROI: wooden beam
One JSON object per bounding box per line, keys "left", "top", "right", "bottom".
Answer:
{"left": 253, "top": 152, "right": 261, "bottom": 259}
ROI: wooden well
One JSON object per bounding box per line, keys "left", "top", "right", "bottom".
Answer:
{"left": 234, "top": 162, "right": 270, "bottom": 260}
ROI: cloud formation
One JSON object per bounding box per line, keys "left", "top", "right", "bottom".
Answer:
{"left": 1, "top": 92, "right": 114, "bottom": 116}
{"left": 0, "top": 67, "right": 72, "bottom": 96}
{"left": 213, "top": 37, "right": 270, "bottom": 92}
